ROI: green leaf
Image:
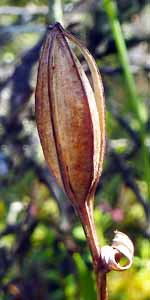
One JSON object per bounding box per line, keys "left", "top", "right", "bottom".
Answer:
{"left": 73, "top": 253, "right": 96, "bottom": 300}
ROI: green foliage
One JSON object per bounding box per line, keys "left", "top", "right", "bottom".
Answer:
{"left": 73, "top": 253, "right": 97, "bottom": 300}
{"left": 0, "top": 177, "right": 150, "bottom": 299}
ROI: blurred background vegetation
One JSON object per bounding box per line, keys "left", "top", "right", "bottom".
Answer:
{"left": 0, "top": 0, "right": 150, "bottom": 299}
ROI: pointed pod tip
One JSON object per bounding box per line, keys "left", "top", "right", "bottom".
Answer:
{"left": 47, "top": 22, "right": 64, "bottom": 32}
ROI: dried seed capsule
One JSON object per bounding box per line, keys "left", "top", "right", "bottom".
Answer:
{"left": 35, "top": 23, "right": 105, "bottom": 208}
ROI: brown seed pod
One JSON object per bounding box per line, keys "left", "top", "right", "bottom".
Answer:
{"left": 35, "top": 23, "right": 105, "bottom": 208}
{"left": 35, "top": 23, "right": 134, "bottom": 300}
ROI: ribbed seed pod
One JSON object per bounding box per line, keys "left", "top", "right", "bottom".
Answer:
{"left": 35, "top": 23, "right": 105, "bottom": 208}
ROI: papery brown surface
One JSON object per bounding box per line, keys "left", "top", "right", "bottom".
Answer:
{"left": 35, "top": 23, "right": 105, "bottom": 207}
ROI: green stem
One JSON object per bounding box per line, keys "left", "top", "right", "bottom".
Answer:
{"left": 48, "top": 0, "right": 64, "bottom": 24}
{"left": 103, "top": 0, "right": 150, "bottom": 200}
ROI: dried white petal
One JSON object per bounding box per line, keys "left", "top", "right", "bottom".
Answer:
{"left": 101, "top": 231, "right": 134, "bottom": 271}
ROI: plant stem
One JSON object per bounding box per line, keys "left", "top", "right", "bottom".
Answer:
{"left": 103, "top": 0, "right": 144, "bottom": 123}
{"left": 103, "top": 0, "right": 150, "bottom": 201}
{"left": 78, "top": 202, "right": 108, "bottom": 300}
{"left": 96, "top": 272, "right": 107, "bottom": 300}
{"left": 48, "top": 0, "right": 64, "bottom": 24}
